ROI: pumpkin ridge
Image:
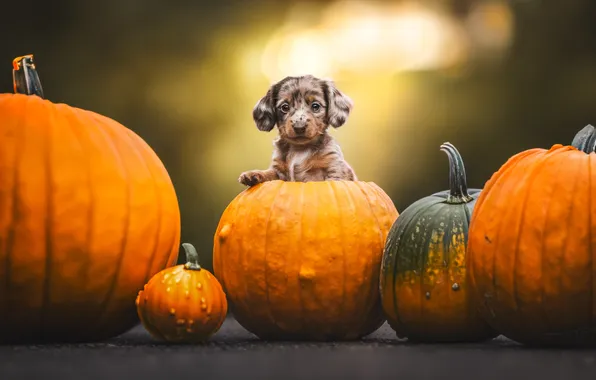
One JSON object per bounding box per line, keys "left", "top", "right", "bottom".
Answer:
{"left": 40, "top": 98, "right": 54, "bottom": 340}
{"left": 213, "top": 192, "right": 240, "bottom": 293}
{"left": 213, "top": 187, "right": 252, "bottom": 315}
{"left": 339, "top": 181, "right": 368, "bottom": 333}
{"left": 232, "top": 185, "right": 272, "bottom": 334}
{"left": 418, "top": 202, "right": 450, "bottom": 328}
{"left": 60, "top": 105, "right": 103, "bottom": 330}
{"left": 352, "top": 182, "right": 384, "bottom": 332}
{"left": 134, "top": 129, "right": 182, "bottom": 269}
{"left": 481, "top": 149, "right": 549, "bottom": 330}
{"left": 262, "top": 182, "right": 285, "bottom": 335}
{"left": 91, "top": 116, "right": 133, "bottom": 330}
{"left": 99, "top": 115, "right": 171, "bottom": 274}
{"left": 201, "top": 270, "right": 213, "bottom": 330}
{"left": 590, "top": 155, "right": 595, "bottom": 327}
{"left": 237, "top": 183, "right": 264, "bottom": 331}
{"left": 393, "top": 199, "right": 444, "bottom": 275}
{"left": 555, "top": 153, "right": 585, "bottom": 328}
{"left": 124, "top": 130, "right": 165, "bottom": 283}
{"left": 462, "top": 200, "right": 472, "bottom": 243}
{"left": 386, "top": 199, "right": 433, "bottom": 329}
{"left": 510, "top": 150, "right": 553, "bottom": 322}
{"left": 469, "top": 149, "right": 545, "bottom": 322}
{"left": 297, "top": 182, "right": 306, "bottom": 332}
{"left": 3, "top": 95, "right": 31, "bottom": 333}
{"left": 327, "top": 181, "right": 347, "bottom": 337}
{"left": 538, "top": 151, "right": 578, "bottom": 331}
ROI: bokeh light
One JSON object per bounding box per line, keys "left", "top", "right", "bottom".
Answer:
{"left": 12, "top": 0, "right": 585, "bottom": 271}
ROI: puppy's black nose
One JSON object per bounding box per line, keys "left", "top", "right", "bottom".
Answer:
{"left": 293, "top": 125, "right": 306, "bottom": 134}
{"left": 292, "top": 119, "right": 309, "bottom": 134}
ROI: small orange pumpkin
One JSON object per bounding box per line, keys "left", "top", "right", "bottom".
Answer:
{"left": 136, "top": 243, "right": 228, "bottom": 343}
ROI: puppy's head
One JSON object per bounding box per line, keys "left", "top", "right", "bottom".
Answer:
{"left": 252, "top": 75, "right": 353, "bottom": 145}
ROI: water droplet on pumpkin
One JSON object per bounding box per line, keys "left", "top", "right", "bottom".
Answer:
{"left": 170, "top": 308, "right": 176, "bottom": 315}
{"left": 188, "top": 319, "right": 194, "bottom": 325}
{"left": 201, "top": 304, "right": 207, "bottom": 311}
{"left": 185, "top": 290, "right": 190, "bottom": 298}
{"left": 166, "top": 287, "right": 171, "bottom": 292}
{"left": 425, "top": 292, "right": 431, "bottom": 300}
{"left": 201, "top": 297, "right": 206, "bottom": 304}
{"left": 135, "top": 297, "right": 140, "bottom": 306}
{"left": 176, "top": 278, "right": 181, "bottom": 284}
{"left": 176, "top": 319, "right": 186, "bottom": 326}
{"left": 164, "top": 273, "right": 170, "bottom": 280}
{"left": 452, "top": 283, "right": 460, "bottom": 291}
{"left": 197, "top": 283, "right": 202, "bottom": 289}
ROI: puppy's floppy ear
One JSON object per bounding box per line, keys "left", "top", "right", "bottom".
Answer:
{"left": 252, "top": 88, "right": 276, "bottom": 132}
{"left": 324, "top": 79, "right": 354, "bottom": 128}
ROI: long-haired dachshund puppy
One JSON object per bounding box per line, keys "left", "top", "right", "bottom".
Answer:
{"left": 239, "top": 75, "right": 357, "bottom": 186}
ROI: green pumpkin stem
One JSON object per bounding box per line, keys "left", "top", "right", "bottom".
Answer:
{"left": 440, "top": 142, "right": 473, "bottom": 204}
{"left": 571, "top": 125, "right": 596, "bottom": 154}
{"left": 182, "top": 243, "right": 202, "bottom": 271}
{"left": 12, "top": 55, "right": 44, "bottom": 98}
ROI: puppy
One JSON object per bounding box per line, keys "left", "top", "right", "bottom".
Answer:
{"left": 239, "top": 75, "right": 357, "bottom": 186}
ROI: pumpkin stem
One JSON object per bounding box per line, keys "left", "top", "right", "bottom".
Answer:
{"left": 12, "top": 55, "right": 44, "bottom": 98}
{"left": 571, "top": 124, "right": 596, "bottom": 154}
{"left": 440, "top": 142, "right": 473, "bottom": 204}
{"left": 182, "top": 243, "right": 202, "bottom": 271}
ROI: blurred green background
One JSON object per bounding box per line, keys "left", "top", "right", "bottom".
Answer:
{"left": 1, "top": 0, "right": 595, "bottom": 271}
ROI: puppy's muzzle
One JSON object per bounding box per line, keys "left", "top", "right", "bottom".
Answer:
{"left": 291, "top": 114, "right": 309, "bottom": 135}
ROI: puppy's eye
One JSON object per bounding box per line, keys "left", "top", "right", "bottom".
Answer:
{"left": 280, "top": 103, "right": 290, "bottom": 113}
{"left": 311, "top": 102, "right": 321, "bottom": 112}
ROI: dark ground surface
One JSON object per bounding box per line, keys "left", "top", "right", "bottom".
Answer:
{"left": 1, "top": 317, "right": 596, "bottom": 380}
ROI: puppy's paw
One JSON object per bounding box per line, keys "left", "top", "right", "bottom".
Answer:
{"left": 239, "top": 170, "right": 266, "bottom": 187}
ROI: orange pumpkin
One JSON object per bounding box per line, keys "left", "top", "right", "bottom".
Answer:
{"left": 0, "top": 55, "right": 180, "bottom": 343}
{"left": 136, "top": 243, "right": 228, "bottom": 343}
{"left": 213, "top": 180, "right": 398, "bottom": 340}
{"left": 467, "top": 125, "right": 596, "bottom": 346}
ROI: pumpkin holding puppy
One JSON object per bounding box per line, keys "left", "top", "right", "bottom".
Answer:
{"left": 213, "top": 180, "right": 398, "bottom": 341}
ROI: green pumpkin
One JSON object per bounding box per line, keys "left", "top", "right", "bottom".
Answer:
{"left": 379, "top": 142, "right": 497, "bottom": 342}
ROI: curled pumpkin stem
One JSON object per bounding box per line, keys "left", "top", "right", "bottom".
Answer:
{"left": 571, "top": 124, "right": 596, "bottom": 154}
{"left": 182, "top": 243, "right": 202, "bottom": 271}
{"left": 12, "top": 54, "right": 44, "bottom": 98}
{"left": 440, "top": 142, "right": 473, "bottom": 204}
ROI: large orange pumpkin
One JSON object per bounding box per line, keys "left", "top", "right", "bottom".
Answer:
{"left": 467, "top": 125, "right": 596, "bottom": 347}
{"left": 213, "top": 180, "right": 398, "bottom": 340}
{"left": 0, "top": 55, "right": 181, "bottom": 343}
